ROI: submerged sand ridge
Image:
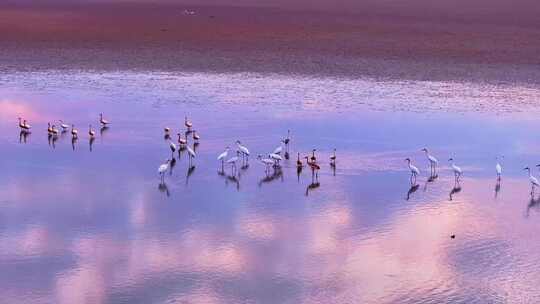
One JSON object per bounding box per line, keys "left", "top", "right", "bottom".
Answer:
{"left": 1, "top": 1, "right": 540, "bottom": 83}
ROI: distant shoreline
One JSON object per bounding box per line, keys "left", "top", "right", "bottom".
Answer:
{"left": 1, "top": 2, "right": 540, "bottom": 84}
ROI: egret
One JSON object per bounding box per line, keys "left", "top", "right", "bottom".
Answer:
{"left": 448, "top": 158, "right": 462, "bottom": 181}
{"left": 310, "top": 149, "right": 317, "bottom": 163}
{"left": 421, "top": 148, "right": 438, "bottom": 174}
{"left": 525, "top": 167, "right": 539, "bottom": 194}
{"left": 177, "top": 133, "right": 187, "bottom": 147}
{"left": 23, "top": 120, "right": 31, "bottom": 130}
{"left": 496, "top": 156, "right": 503, "bottom": 180}
{"left": 164, "top": 127, "right": 171, "bottom": 139}
{"left": 186, "top": 145, "right": 196, "bottom": 166}
{"left": 99, "top": 113, "right": 110, "bottom": 127}
{"left": 296, "top": 152, "right": 303, "bottom": 168}
{"left": 71, "top": 124, "right": 78, "bottom": 139}
{"left": 59, "top": 120, "right": 69, "bottom": 131}
{"left": 185, "top": 116, "right": 193, "bottom": 131}
{"left": 158, "top": 159, "right": 171, "bottom": 181}
{"left": 193, "top": 130, "right": 200, "bottom": 143}
{"left": 268, "top": 153, "right": 282, "bottom": 166}
{"left": 236, "top": 140, "right": 250, "bottom": 162}
{"left": 18, "top": 117, "right": 31, "bottom": 131}
{"left": 226, "top": 151, "right": 240, "bottom": 174}
{"left": 281, "top": 130, "right": 290, "bottom": 146}
{"left": 330, "top": 148, "right": 337, "bottom": 166}
{"left": 50, "top": 125, "right": 59, "bottom": 135}
{"left": 217, "top": 147, "right": 230, "bottom": 169}
{"left": 169, "top": 141, "right": 177, "bottom": 156}
{"left": 257, "top": 155, "right": 275, "bottom": 173}
{"left": 305, "top": 156, "right": 321, "bottom": 180}
{"left": 405, "top": 158, "right": 420, "bottom": 184}
{"left": 273, "top": 145, "right": 283, "bottom": 155}
{"left": 88, "top": 125, "right": 96, "bottom": 138}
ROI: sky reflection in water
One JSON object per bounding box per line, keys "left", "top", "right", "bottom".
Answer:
{"left": 2, "top": 71, "right": 540, "bottom": 303}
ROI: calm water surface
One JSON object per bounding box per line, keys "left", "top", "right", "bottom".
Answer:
{"left": 2, "top": 71, "right": 540, "bottom": 303}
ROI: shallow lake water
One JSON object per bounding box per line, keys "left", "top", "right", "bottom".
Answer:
{"left": 2, "top": 71, "right": 540, "bottom": 303}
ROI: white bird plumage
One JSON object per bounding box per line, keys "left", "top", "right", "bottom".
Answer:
{"left": 422, "top": 148, "right": 438, "bottom": 169}
{"left": 59, "top": 120, "right": 69, "bottom": 131}
{"left": 406, "top": 158, "right": 420, "bottom": 175}
{"left": 257, "top": 155, "right": 275, "bottom": 172}
{"left": 448, "top": 158, "right": 462, "bottom": 181}
{"left": 496, "top": 156, "right": 503, "bottom": 179}
{"left": 186, "top": 145, "right": 196, "bottom": 165}
{"left": 217, "top": 147, "right": 229, "bottom": 161}
{"left": 273, "top": 145, "right": 283, "bottom": 155}
{"left": 236, "top": 140, "right": 250, "bottom": 161}
{"left": 158, "top": 159, "right": 170, "bottom": 180}
{"left": 169, "top": 141, "right": 177, "bottom": 154}
{"left": 526, "top": 167, "right": 540, "bottom": 194}
{"left": 99, "top": 113, "right": 109, "bottom": 126}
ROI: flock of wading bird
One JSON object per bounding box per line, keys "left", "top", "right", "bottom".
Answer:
{"left": 20, "top": 114, "right": 540, "bottom": 198}
{"left": 157, "top": 118, "right": 336, "bottom": 194}
{"left": 17, "top": 114, "right": 110, "bottom": 151}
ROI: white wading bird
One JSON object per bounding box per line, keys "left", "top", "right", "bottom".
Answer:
{"left": 258, "top": 155, "right": 275, "bottom": 173}
{"left": 18, "top": 117, "right": 31, "bottom": 131}
{"left": 268, "top": 153, "right": 282, "bottom": 165}
{"left": 88, "top": 125, "right": 96, "bottom": 138}
{"left": 185, "top": 116, "right": 193, "bottom": 131}
{"left": 330, "top": 148, "right": 337, "bottom": 167}
{"left": 282, "top": 130, "right": 290, "bottom": 146}
{"left": 217, "top": 147, "right": 230, "bottom": 169}
{"left": 448, "top": 158, "right": 462, "bottom": 181}
{"left": 192, "top": 130, "right": 200, "bottom": 143}
{"left": 226, "top": 151, "right": 241, "bottom": 174}
{"left": 99, "top": 113, "right": 110, "bottom": 127}
{"left": 421, "top": 148, "right": 438, "bottom": 174}
{"left": 59, "top": 120, "right": 69, "bottom": 131}
{"left": 169, "top": 141, "right": 177, "bottom": 156}
{"left": 158, "top": 159, "right": 171, "bottom": 181}
{"left": 525, "top": 167, "right": 540, "bottom": 194}
{"left": 236, "top": 140, "right": 250, "bottom": 162}
{"left": 71, "top": 124, "right": 78, "bottom": 139}
{"left": 405, "top": 158, "right": 420, "bottom": 184}
{"left": 496, "top": 156, "right": 503, "bottom": 180}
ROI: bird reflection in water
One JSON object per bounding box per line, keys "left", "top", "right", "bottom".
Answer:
{"left": 71, "top": 136, "right": 78, "bottom": 151}
{"left": 100, "top": 126, "right": 109, "bottom": 137}
{"left": 225, "top": 172, "right": 240, "bottom": 191}
{"left": 494, "top": 178, "right": 501, "bottom": 199}
{"left": 526, "top": 193, "right": 540, "bottom": 217}
{"left": 19, "top": 130, "right": 30, "bottom": 144}
{"left": 258, "top": 167, "right": 284, "bottom": 187}
{"left": 423, "top": 173, "right": 438, "bottom": 192}
{"left": 89, "top": 137, "right": 95, "bottom": 152}
{"left": 449, "top": 181, "right": 462, "bottom": 201}
{"left": 48, "top": 133, "right": 58, "bottom": 149}
{"left": 406, "top": 184, "right": 420, "bottom": 201}
{"left": 158, "top": 181, "right": 170, "bottom": 197}
{"left": 185, "top": 165, "right": 195, "bottom": 186}
{"left": 305, "top": 180, "right": 321, "bottom": 196}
